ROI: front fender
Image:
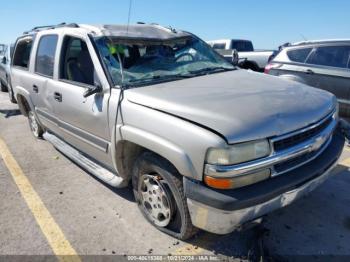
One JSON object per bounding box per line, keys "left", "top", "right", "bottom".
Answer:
{"left": 120, "top": 125, "right": 197, "bottom": 178}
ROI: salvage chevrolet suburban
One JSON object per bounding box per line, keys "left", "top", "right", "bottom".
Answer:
{"left": 11, "top": 23, "right": 345, "bottom": 240}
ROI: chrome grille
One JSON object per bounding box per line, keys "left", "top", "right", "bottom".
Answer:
{"left": 273, "top": 115, "right": 333, "bottom": 152}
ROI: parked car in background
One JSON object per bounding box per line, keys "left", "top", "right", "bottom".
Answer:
{"left": 0, "top": 44, "right": 6, "bottom": 57}
{"left": 207, "top": 39, "right": 275, "bottom": 72}
{"left": 0, "top": 44, "right": 16, "bottom": 103}
{"left": 265, "top": 39, "right": 350, "bottom": 118}
{"left": 12, "top": 23, "right": 345, "bottom": 240}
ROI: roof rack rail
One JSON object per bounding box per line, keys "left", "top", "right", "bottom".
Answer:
{"left": 23, "top": 22, "right": 79, "bottom": 34}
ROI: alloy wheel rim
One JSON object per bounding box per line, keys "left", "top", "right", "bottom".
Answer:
{"left": 138, "top": 174, "right": 172, "bottom": 227}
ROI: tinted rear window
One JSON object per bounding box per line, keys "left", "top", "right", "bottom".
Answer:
{"left": 35, "top": 35, "right": 58, "bottom": 77}
{"left": 306, "top": 45, "right": 350, "bottom": 69}
{"left": 212, "top": 43, "right": 226, "bottom": 50}
{"left": 231, "top": 41, "right": 254, "bottom": 52}
{"left": 13, "top": 37, "right": 33, "bottom": 69}
{"left": 287, "top": 48, "right": 312, "bottom": 63}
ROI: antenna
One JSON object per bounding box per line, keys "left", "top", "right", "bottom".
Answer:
{"left": 126, "top": 0, "right": 133, "bottom": 35}
{"left": 300, "top": 33, "right": 307, "bottom": 41}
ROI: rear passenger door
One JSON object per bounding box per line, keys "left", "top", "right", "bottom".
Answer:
{"left": 29, "top": 34, "right": 61, "bottom": 134}
{"left": 275, "top": 47, "right": 315, "bottom": 85}
{"left": 305, "top": 45, "right": 350, "bottom": 116}
{"left": 51, "top": 35, "right": 112, "bottom": 167}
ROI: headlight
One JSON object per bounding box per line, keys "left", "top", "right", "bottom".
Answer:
{"left": 206, "top": 139, "right": 271, "bottom": 166}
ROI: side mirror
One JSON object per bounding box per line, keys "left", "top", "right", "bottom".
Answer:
{"left": 1, "top": 56, "right": 6, "bottom": 64}
{"left": 83, "top": 84, "right": 102, "bottom": 98}
{"left": 231, "top": 49, "right": 239, "bottom": 66}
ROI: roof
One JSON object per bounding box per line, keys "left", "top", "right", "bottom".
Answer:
{"left": 22, "top": 23, "right": 191, "bottom": 41}
{"left": 93, "top": 24, "right": 191, "bottom": 40}
{"left": 207, "top": 39, "right": 250, "bottom": 43}
{"left": 292, "top": 39, "right": 350, "bottom": 46}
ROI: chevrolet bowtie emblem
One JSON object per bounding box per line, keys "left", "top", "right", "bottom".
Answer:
{"left": 309, "top": 135, "right": 327, "bottom": 152}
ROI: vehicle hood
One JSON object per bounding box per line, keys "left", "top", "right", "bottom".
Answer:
{"left": 125, "top": 70, "right": 336, "bottom": 144}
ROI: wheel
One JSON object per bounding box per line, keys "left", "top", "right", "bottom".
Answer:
{"left": 0, "top": 81, "right": 8, "bottom": 92}
{"left": 28, "top": 110, "right": 43, "bottom": 138}
{"left": 132, "top": 152, "right": 198, "bottom": 240}
{"left": 8, "top": 85, "right": 17, "bottom": 104}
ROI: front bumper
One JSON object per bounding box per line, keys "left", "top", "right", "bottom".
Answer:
{"left": 185, "top": 129, "right": 344, "bottom": 234}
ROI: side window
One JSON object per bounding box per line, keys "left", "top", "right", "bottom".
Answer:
{"left": 287, "top": 48, "right": 312, "bottom": 63}
{"left": 231, "top": 41, "right": 254, "bottom": 52}
{"left": 60, "top": 36, "right": 95, "bottom": 86}
{"left": 35, "top": 35, "right": 58, "bottom": 77}
{"left": 13, "top": 37, "right": 33, "bottom": 69}
{"left": 212, "top": 43, "right": 226, "bottom": 50}
{"left": 306, "top": 45, "right": 350, "bottom": 68}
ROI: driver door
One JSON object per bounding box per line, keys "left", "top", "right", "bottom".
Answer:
{"left": 52, "top": 35, "right": 112, "bottom": 167}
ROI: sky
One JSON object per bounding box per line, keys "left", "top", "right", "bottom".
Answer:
{"left": 0, "top": 0, "right": 349, "bottom": 49}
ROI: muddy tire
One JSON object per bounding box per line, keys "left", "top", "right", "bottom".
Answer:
{"left": 0, "top": 81, "right": 8, "bottom": 92}
{"left": 28, "top": 110, "right": 43, "bottom": 138}
{"left": 8, "top": 84, "right": 17, "bottom": 104}
{"left": 132, "top": 151, "right": 198, "bottom": 240}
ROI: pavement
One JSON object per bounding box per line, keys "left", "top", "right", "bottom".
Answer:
{"left": 0, "top": 91, "right": 350, "bottom": 261}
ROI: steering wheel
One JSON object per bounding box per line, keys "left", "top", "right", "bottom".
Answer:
{"left": 175, "top": 53, "right": 195, "bottom": 62}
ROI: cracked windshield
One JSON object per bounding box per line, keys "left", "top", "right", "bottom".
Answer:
{"left": 95, "top": 36, "right": 234, "bottom": 87}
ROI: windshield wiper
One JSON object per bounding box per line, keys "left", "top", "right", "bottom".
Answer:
{"left": 127, "top": 74, "right": 192, "bottom": 86}
{"left": 189, "top": 66, "right": 234, "bottom": 75}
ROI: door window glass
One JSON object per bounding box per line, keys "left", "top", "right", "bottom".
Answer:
{"left": 60, "top": 36, "right": 95, "bottom": 86}
{"left": 35, "top": 35, "right": 58, "bottom": 77}
{"left": 306, "top": 45, "right": 350, "bottom": 68}
{"left": 212, "top": 43, "right": 226, "bottom": 50}
{"left": 287, "top": 48, "right": 312, "bottom": 63}
{"left": 231, "top": 41, "right": 254, "bottom": 52}
{"left": 13, "top": 37, "right": 33, "bottom": 69}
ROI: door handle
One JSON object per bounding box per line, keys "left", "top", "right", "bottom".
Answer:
{"left": 305, "top": 69, "right": 314, "bottom": 75}
{"left": 33, "top": 84, "right": 39, "bottom": 93}
{"left": 54, "top": 92, "right": 62, "bottom": 102}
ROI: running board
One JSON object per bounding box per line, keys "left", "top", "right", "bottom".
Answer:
{"left": 43, "top": 132, "right": 127, "bottom": 188}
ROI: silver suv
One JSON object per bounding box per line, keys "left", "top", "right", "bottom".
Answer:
{"left": 11, "top": 23, "right": 344, "bottom": 240}
{"left": 265, "top": 40, "right": 350, "bottom": 118}
{"left": 0, "top": 44, "right": 16, "bottom": 103}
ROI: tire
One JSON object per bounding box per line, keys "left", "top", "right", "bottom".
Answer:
{"left": 239, "top": 61, "right": 260, "bottom": 72}
{"left": 8, "top": 85, "right": 17, "bottom": 104}
{"left": 0, "top": 81, "right": 8, "bottom": 92}
{"left": 132, "top": 152, "right": 198, "bottom": 240}
{"left": 28, "top": 110, "right": 43, "bottom": 138}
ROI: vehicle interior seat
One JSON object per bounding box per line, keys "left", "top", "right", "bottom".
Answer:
{"left": 67, "top": 50, "right": 94, "bottom": 85}
{"left": 123, "top": 45, "right": 140, "bottom": 68}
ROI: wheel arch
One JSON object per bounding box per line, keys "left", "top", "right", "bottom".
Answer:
{"left": 115, "top": 126, "right": 198, "bottom": 181}
{"left": 16, "top": 94, "right": 31, "bottom": 116}
{"left": 15, "top": 87, "right": 35, "bottom": 117}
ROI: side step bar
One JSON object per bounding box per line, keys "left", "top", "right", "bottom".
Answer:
{"left": 43, "top": 132, "right": 128, "bottom": 188}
